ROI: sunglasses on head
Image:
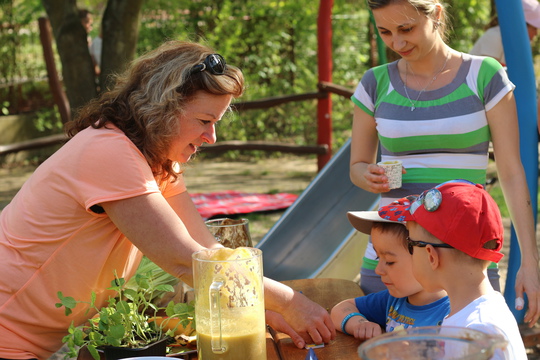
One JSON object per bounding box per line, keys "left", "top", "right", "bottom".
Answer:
{"left": 406, "top": 236, "right": 454, "bottom": 255}
{"left": 412, "top": 179, "right": 478, "bottom": 213}
{"left": 189, "top": 54, "right": 227, "bottom": 75}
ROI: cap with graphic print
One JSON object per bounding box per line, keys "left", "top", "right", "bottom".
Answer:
{"left": 378, "top": 180, "right": 504, "bottom": 263}
{"left": 347, "top": 211, "right": 403, "bottom": 235}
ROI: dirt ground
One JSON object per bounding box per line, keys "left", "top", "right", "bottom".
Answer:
{"left": 2, "top": 155, "right": 540, "bottom": 358}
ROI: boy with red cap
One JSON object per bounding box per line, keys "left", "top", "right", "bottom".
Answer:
{"left": 378, "top": 179, "right": 527, "bottom": 359}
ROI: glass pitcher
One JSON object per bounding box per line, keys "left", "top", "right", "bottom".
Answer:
{"left": 205, "top": 218, "right": 253, "bottom": 248}
{"left": 192, "top": 248, "right": 266, "bottom": 360}
{"left": 357, "top": 326, "right": 509, "bottom": 360}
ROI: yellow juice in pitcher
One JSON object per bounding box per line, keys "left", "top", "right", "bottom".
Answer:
{"left": 197, "top": 331, "right": 267, "bottom": 360}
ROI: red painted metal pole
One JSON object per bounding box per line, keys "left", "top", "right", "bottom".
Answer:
{"left": 317, "top": 0, "right": 333, "bottom": 171}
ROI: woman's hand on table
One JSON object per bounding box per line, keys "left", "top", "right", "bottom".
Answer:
{"left": 266, "top": 310, "right": 310, "bottom": 348}
{"left": 269, "top": 291, "right": 336, "bottom": 348}
{"left": 263, "top": 278, "right": 335, "bottom": 348}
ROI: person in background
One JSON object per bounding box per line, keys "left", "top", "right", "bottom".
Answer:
{"left": 470, "top": 0, "right": 540, "bottom": 67}
{"left": 470, "top": 0, "right": 540, "bottom": 134}
{"left": 78, "top": 8, "right": 93, "bottom": 44}
{"left": 379, "top": 180, "right": 527, "bottom": 359}
{"left": 89, "top": 26, "right": 102, "bottom": 76}
{"left": 350, "top": 0, "right": 540, "bottom": 327}
{"left": 0, "top": 40, "right": 335, "bottom": 360}
{"left": 79, "top": 8, "right": 101, "bottom": 77}
{"left": 331, "top": 210, "right": 449, "bottom": 340}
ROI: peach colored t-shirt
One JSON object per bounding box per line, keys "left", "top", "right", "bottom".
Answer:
{"left": 0, "top": 125, "right": 186, "bottom": 359}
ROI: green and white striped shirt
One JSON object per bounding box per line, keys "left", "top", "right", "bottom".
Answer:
{"left": 352, "top": 53, "right": 514, "bottom": 266}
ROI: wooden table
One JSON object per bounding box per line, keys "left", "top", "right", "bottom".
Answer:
{"left": 185, "top": 278, "right": 364, "bottom": 360}
{"left": 267, "top": 278, "right": 365, "bottom": 360}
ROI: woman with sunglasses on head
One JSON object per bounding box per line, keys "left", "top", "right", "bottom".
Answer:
{"left": 350, "top": 0, "right": 540, "bottom": 327}
{"left": 0, "top": 40, "right": 334, "bottom": 360}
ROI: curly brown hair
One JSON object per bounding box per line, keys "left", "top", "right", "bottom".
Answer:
{"left": 66, "top": 40, "right": 245, "bottom": 183}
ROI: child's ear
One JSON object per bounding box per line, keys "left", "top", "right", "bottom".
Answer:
{"left": 425, "top": 245, "right": 440, "bottom": 270}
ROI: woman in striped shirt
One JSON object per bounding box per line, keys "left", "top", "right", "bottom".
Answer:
{"left": 350, "top": 0, "right": 540, "bottom": 327}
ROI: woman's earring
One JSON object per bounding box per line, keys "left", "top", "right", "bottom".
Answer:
{"left": 434, "top": 20, "right": 441, "bottom": 30}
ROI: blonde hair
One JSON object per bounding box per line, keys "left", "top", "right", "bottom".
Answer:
{"left": 367, "top": 0, "right": 451, "bottom": 42}
{"left": 66, "top": 41, "right": 245, "bottom": 183}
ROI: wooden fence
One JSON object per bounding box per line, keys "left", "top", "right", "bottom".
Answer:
{"left": 1, "top": 15, "right": 355, "bottom": 170}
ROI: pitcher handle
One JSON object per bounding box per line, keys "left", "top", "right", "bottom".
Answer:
{"left": 209, "top": 278, "right": 226, "bottom": 354}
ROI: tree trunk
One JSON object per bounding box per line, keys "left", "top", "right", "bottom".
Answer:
{"left": 41, "top": 0, "right": 97, "bottom": 116}
{"left": 100, "top": 0, "right": 144, "bottom": 92}
{"left": 40, "top": 0, "right": 144, "bottom": 115}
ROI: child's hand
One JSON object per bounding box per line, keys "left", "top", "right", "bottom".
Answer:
{"left": 347, "top": 317, "right": 383, "bottom": 340}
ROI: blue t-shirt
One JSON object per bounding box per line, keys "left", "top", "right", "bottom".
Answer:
{"left": 354, "top": 290, "right": 450, "bottom": 332}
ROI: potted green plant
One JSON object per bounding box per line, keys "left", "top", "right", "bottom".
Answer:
{"left": 56, "top": 270, "right": 195, "bottom": 360}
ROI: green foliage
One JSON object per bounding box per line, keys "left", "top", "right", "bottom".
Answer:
{"left": 125, "top": 255, "right": 181, "bottom": 304}
{"left": 34, "top": 107, "right": 61, "bottom": 132}
{"left": 0, "top": 0, "right": 502, "bottom": 158}
{"left": 0, "top": 1, "right": 48, "bottom": 86}
{"left": 56, "top": 271, "right": 194, "bottom": 360}
{"left": 488, "top": 183, "right": 510, "bottom": 218}
{"left": 445, "top": 0, "right": 492, "bottom": 52}
{"left": 1, "top": 101, "right": 9, "bottom": 115}
{"left": 135, "top": 0, "right": 363, "bottom": 155}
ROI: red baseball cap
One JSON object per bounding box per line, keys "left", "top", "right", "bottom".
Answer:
{"left": 378, "top": 180, "right": 504, "bottom": 263}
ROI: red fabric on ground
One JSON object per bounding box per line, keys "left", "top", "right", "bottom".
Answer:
{"left": 190, "top": 190, "right": 298, "bottom": 219}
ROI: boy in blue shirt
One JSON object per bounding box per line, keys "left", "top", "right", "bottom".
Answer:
{"left": 330, "top": 209, "right": 449, "bottom": 339}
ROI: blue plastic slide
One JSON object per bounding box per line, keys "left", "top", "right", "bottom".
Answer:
{"left": 256, "top": 139, "right": 379, "bottom": 281}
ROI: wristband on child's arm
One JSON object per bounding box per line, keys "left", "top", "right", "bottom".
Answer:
{"left": 341, "top": 312, "right": 365, "bottom": 336}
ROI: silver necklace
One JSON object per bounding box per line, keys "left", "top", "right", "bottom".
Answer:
{"left": 403, "top": 52, "right": 450, "bottom": 111}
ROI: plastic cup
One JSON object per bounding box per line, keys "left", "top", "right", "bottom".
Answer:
{"left": 377, "top": 160, "right": 403, "bottom": 189}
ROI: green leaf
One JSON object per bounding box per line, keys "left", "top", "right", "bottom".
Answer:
{"left": 145, "top": 302, "right": 158, "bottom": 314}
{"left": 73, "top": 329, "right": 85, "bottom": 346}
{"left": 88, "top": 331, "right": 104, "bottom": 342}
{"left": 90, "top": 291, "right": 97, "bottom": 307}
{"left": 56, "top": 291, "right": 78, "bottom": 309}
{"left": 116, "top": 300, "right": 131, "bottom": 314}
{"left": 155, "top": 284, "right": 174, "bottom": 292}
{"left": 105, "top": 335, "right": 122, "bottom": 348}
{"left": 109, "top": 312, "right": 123, "bottom": 324}
{"left": 166, "top": 301, "right": 195, "bottom": 318}
{"left": 109, "top": 277, "right": 125, "bottom": 291}
{"left": 123, "top": 288, "right": 138, "bottom": 301}
{"left": 99, "top": 310, "right": 110, "bottom": 324}
{"left": 87, "top": 345, "right": 101, "bottom": 360}
{"left": 109, "top": 324, "right": 126, "bottom": 339}
{"left": 136, "top": 277, "right": 150, "bottom": 290}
